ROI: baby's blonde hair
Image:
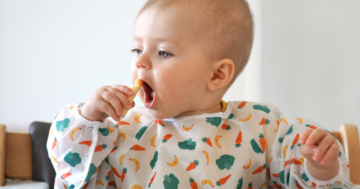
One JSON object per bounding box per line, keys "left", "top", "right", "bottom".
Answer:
{"left": 136, "top": 0, "right": 254, "bottom": 86}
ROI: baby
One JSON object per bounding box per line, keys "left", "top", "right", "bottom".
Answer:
{"left": 47, "top": 0, "right": 353, "bottom": 188}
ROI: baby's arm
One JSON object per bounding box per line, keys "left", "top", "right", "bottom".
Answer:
{"left": 47, "top": 103, "right": 118, "bottom": 188}
{"left": 47, "top": 82, "right": 141, "bottom": 188}
{"left": 265, "top": 106, "right": 353, "bottom": 188}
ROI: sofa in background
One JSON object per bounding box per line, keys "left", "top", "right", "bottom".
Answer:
{"left": 0, "top": 122, "right": 55, "bottom": 189}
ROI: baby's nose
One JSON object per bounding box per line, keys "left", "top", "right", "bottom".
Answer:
{"left": 135, "top": 64, "right": 147, "bottom": 69}
{"left": 135, "top": 54, "right": 152, "bottom": 70}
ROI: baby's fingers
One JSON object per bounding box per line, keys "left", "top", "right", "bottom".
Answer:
{"left": 112, "top": 84, "right": 134, "bottom": 97}
{"left": 101, "top": 87, "right": 133, "bottom": 119}
{"left": 313, "top": 135, "right": 334, "bottom": 161}
{"left": 305, "top": 128, "right": 327, "bottom": 146}
{"left": 300, "top": 143, "right": 318, "bottom": 157}
{"left": 108, "top": 86, "right": 133, "bottom": 110}
{"left": 299, "top": 128, "right": 313, "bottom": 145}
{"left": 320, "top": 141, "right": 339, "bottom": 165}
{"left": 98, "top": 98, "right": 120, "bottom": 121}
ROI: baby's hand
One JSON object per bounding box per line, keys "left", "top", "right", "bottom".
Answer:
{"left": 299, "top": 128, "right": 340, "bottom": 167}
{"left": 80, "top": 85, "right": 135, "bottom": 122}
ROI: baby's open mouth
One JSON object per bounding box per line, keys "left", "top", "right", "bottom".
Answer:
{"left": 142, "top": 81, "right": 156, "bottom": 109}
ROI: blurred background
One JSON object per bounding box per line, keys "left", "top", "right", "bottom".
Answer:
{"left": 0, "top": 0, "right": 359, "bottom": 133}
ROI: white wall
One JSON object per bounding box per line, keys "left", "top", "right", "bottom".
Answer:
{"left": 262, "top": 1, "right": 360, "bottom": 131}
{"left": 0, "top": 1, "right": 147, "bottom": 132}
{"left": 2, "top": 0, "right": 358, "bottom": 134}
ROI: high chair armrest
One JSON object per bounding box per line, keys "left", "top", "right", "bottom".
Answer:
{"left": 0, "top": 124, "right": 5, "bottom": 186}
{"left": 339, "top": 124, "right": 360, "bottom": 184}
{"left": 333, "top": 124, "right": 360, "bottom": 184}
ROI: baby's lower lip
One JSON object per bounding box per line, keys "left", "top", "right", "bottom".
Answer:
{"left": 144, "top": 91, "right": 156, "bottom": 109}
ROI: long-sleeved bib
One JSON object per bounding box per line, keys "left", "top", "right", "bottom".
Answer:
{"left": 47, "top": 101, "right": 353, "bottom": 189}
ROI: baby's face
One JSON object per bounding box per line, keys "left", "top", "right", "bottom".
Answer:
{"left": 131, "top": 4, "right": 217, "bottom": 119}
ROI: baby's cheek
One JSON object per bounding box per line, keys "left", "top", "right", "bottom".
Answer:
{"left": 130, "top": 64, "right": 138, "bottom": 81}
{"left": 156, "top": 68, "right": 194, "bottom": 100}
{"left": 159, "top": 81, "right": 186, "bottom": 104}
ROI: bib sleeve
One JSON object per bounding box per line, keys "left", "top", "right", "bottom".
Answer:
{"left": 264, "top": 106, "right": 354, "bottom": 189}
{"left": 47, "top": 103, "right": 118, "bottom": 189}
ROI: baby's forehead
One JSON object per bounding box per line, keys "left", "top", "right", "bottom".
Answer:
{"left": 135, "top": 3, "right": 213, "bottom": 42}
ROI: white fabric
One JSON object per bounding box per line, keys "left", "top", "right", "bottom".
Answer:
{"left": 47, "top": 101, "right": 354, "bottom": 189}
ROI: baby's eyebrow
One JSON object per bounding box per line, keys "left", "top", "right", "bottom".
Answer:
{"left": 133, "top": 36, "right": 183, "bottom": 49}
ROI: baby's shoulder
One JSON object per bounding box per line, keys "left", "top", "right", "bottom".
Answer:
{"left": 227, "top": 100, "right": 283, "bottom": 121}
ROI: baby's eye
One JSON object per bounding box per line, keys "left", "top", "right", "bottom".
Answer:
{"left": 159, "top": 51, "right": 172, "bottom": 58}
{"left": 131, "top": 49, "right": 142, "bottom": 55}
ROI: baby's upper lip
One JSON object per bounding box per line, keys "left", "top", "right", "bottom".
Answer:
{"left": 138, "top": 77, "right": 153, "bottom": 91}
{"left": 137, "top": 69, "right": 154, "bottom": 90}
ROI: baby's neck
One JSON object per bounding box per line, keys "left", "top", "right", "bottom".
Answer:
{"left": 173, "top": 101, "right": 223, "bottom": 118}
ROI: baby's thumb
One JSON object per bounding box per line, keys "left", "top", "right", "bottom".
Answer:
{"left": 300, "top": 143, "right": 318, "bottom": 157}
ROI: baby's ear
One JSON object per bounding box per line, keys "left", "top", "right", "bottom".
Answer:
{"left": 207, "top": 59, "right": 235, "bottom": 91}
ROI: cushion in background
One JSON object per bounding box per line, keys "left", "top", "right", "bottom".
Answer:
{"left": 5, "top": 133, "right": 32, "bottom": 179}
{"left": 29, "top": 121, "right": 55, "bottom": 189}
{"left": 4, "top": 179, "right": 49, "bottom": 189}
